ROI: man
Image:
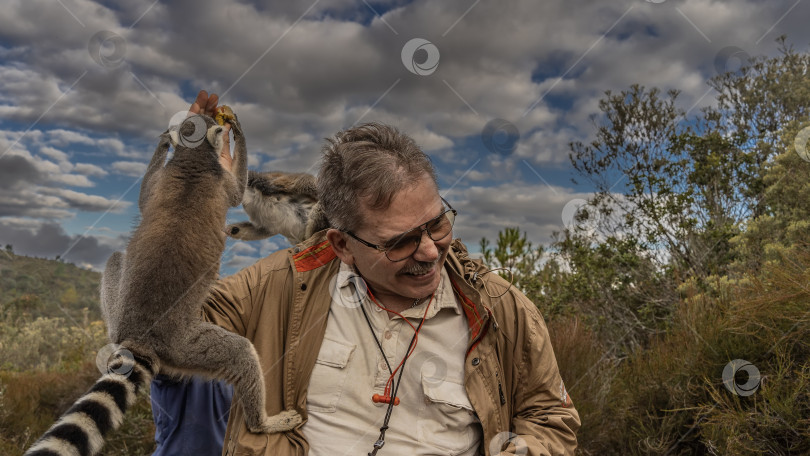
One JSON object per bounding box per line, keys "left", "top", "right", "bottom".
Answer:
{"left": 189, "top": 90, "right": 579, "bottom": 455}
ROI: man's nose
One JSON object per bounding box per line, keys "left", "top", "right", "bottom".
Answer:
{"left": 412, "top": 232, "right": 439, "bottom": 262}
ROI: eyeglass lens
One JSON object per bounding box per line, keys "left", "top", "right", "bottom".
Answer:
{"left": 385, "top": 210, "right": 456, "bottom": 261}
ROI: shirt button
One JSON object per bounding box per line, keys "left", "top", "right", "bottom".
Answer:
{"left": 471, "top": 357, "right": 480, "bottom": 366}
{"left": 384, "top": 331, "right": 392, "bottom": 340}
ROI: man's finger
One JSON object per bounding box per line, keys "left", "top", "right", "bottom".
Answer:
{"left": 190, "top": 90, "right": 208, "bottom": 115}
{"left": 205, "top": 93, "right": 219, "bottom": 117}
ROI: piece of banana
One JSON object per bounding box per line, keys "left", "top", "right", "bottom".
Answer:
{"left": 215, "top": 105, "right": 235, "bottom": 126}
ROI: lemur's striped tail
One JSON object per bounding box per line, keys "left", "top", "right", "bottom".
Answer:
{"left": 24, "top": 350, "right": 159, "bottom": 456}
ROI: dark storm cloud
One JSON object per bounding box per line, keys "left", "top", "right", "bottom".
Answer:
{"left": 0, "top": 219, "right": 118, "bottom": 268}
{"left": 0, "top": 155, "right": 44, "bottom": 189}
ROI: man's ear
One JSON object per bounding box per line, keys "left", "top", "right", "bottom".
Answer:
{"left": 327, "top": 229, "right": 355, "bottom": 265}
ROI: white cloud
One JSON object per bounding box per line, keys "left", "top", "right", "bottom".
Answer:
{"left": 231, "top": 241, "right": 258, "bottom": 255}
{"left": 74, "top": 162, "right": 109, "bottom": 177}
{"left": 111, "top": 161, "right": 147, "bottom": 177}
{"left": 39, "top": 146, "right": 69, "bottom": 163}
{"left": 38, "top": 188, "right": 131, "bottom": 213}
{"left": 224, "top": 254, "right": 261, "bottom": 270}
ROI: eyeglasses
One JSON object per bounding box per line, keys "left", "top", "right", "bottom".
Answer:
{"left": 345, "top": 197, "right": 457, "bottom": 262}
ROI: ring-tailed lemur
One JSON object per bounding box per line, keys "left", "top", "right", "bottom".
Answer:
{"left": 24, "top": 111, "right": 301, "bottom": 456}
{"left": 226, "top": 171, "right": 328, "bottom": 245}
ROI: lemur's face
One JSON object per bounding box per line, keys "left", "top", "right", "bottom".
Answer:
{"left": 348, "top": 176, "right": 451, "bottom": 302}
{"left": 169, "top": 114, "right": 228, "bottom": 158}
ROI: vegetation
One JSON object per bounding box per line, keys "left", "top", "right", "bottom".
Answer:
{"left": 0, "top": 251, "right": 154, "bottom": 455}
{"left": 481, "top": 37, "right": 810, "bottom": 454}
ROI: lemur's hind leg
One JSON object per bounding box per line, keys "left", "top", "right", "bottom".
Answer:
{"left": 164, "top": 322, "right": 302, "bottom": 433}
{"left": 226, "top": 222, "right": 274, "bottom": 241}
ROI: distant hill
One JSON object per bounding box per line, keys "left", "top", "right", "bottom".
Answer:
{"left": 0, "top": 249, "right": 102, "bottom": 323}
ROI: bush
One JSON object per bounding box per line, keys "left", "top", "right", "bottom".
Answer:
{"left": 548, "top": 247, "right": 810, "bottom": 454}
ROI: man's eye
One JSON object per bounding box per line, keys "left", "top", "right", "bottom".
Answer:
{"left": 387, "top": 236, "right": 419, "bottom": 250}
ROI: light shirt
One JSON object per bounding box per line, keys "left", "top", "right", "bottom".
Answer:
{"left": 302, "top": 262, "right": 483, "bottom": 455}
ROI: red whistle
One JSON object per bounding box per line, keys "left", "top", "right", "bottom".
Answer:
{"left": 372, "top": 394, "right": 400, "bottom": 405}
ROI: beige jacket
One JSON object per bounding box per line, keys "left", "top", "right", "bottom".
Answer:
{"left": 204, "top": 232, "right": 580, "bottom": 455}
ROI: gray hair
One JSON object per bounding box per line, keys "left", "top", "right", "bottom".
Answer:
{"left": 317, "top": 122, "right": 438, "bottom": 232}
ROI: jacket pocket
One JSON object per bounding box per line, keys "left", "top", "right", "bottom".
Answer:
{"left": 417, "top": 374, "right": 482, "bottom": 455}
{"left": 306, "top": 336, "right": 356, "bottom": 413}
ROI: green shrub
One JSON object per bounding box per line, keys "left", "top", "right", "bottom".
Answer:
{"left": 549, "top": 247, "right": 810, "bottom": 454}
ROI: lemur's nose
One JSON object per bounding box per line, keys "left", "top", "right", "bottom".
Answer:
{"left": 215, "top": 127, "right": 223, "bottom": 134}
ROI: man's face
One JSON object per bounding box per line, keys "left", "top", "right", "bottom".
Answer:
{"left": 343, "top": 177, "right": 452, "bottom": 302}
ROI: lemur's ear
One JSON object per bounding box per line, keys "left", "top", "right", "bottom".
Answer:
{"left": 169, "top": 129, "right": 180, "bottom": 147}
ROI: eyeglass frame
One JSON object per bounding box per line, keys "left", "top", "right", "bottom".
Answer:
{"left": 343, "top": 196, "right": 457, "bottom": 262}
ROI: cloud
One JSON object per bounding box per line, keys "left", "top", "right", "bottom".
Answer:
{"left": 231, "top": 241, "right": 258, "bottom": 255}
{"left": 224, "top": 254, "right": 261, "bottom": 270}
{"left": 74, "top": 162, "right": 108, "bottom": 177}
{"left": 1, "top": 0, "right": 809, "bottom": 267}
{"left": 39, "top": 188, "right": 129, "bottom": 213}
{"left": 450, "top": 182, "right": 598, "bottom": 248}
{"left": 0, "top": 218, "right": 120, "bottom": 269}
{"left": 0, "top": 155, "right": 42, "bottom": 189}
{"left": 0, "top": 152, "right": 129, "bottom": 217}
{"left": 111, "top": 161, "right": 147, "bottom": 177}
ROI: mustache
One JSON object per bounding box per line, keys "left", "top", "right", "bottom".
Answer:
{"left": 398, "top": 249, "right": 445, "bottom": 275}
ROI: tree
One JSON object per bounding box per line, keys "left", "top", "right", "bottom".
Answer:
{"left": 479, "top": 227, "right": 544, "bottom": 302}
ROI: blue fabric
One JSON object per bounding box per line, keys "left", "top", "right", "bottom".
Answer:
{"left": 151, "top": 375, "right": 234, "bottom": 456}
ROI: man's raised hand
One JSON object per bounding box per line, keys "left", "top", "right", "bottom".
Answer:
{"left": 189, "top": 90, "right": 233, "bottom": 173}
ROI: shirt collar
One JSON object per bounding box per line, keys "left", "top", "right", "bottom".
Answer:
{"left": 336, "top": 261, "right": 461, "bottom": 319}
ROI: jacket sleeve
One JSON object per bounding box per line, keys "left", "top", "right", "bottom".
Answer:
{"left": 505, "top": 293, "right": 581, "bottom": 456}
{"left": 203, "top": 258, "right": 267, "bottom": 336}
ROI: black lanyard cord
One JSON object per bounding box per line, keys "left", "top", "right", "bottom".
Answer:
{"left": 357, "top": 292, "right": 430, "bottom": 456}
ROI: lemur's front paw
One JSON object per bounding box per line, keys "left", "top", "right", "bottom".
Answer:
{"left": 248, "top": 410, "right": 303, "bottom": 434}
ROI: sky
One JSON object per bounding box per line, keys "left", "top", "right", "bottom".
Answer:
{"left": 0, "top": 0, "right": 808, "bottom": 274}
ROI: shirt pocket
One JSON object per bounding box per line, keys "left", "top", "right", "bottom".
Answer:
{"left": 417, "top": 373, "right": 481, "bottom": 455}
{"left": 306, "top": 337, "right": 356, "bottom": 413}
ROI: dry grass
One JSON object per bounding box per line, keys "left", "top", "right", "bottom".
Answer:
{"left": 547, "top": 248, "right": 810, "bottom": 454}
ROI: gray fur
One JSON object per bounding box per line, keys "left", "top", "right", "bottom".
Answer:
{"left": 227, "top": 170, "right": 329, "bottom": 245}
{"left": 25, "top": 113, "right": 300, "bottom": 456}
